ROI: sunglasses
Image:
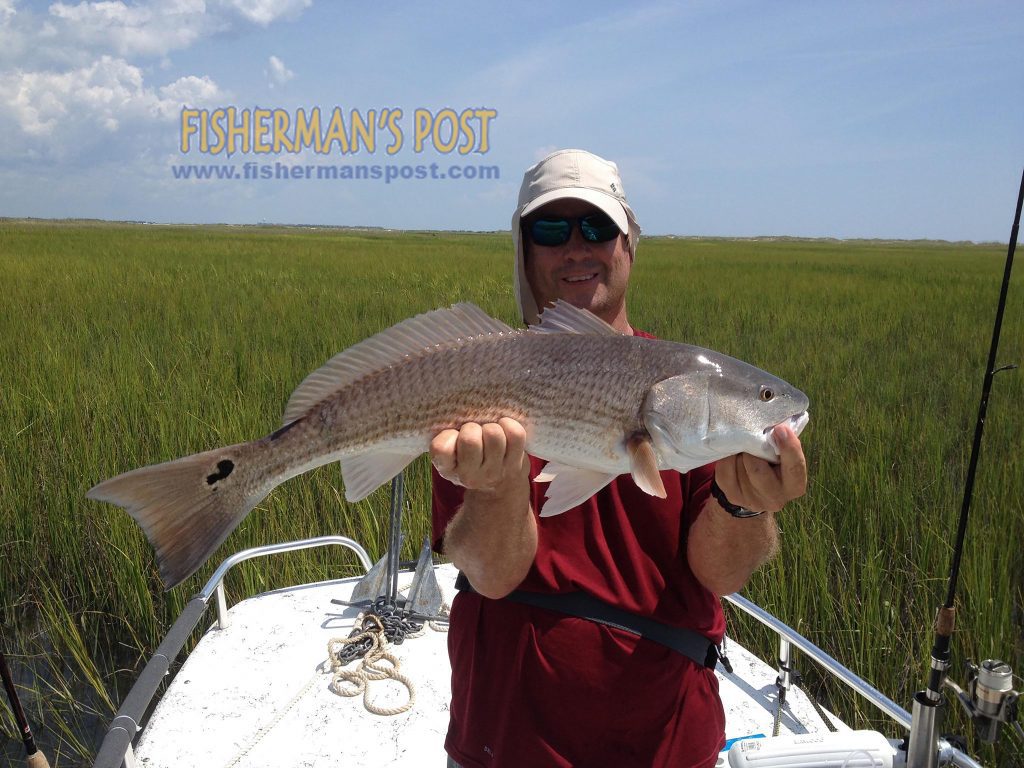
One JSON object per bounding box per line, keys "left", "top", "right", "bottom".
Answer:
{"left": 526, "top": 213, "right": 620, "bottom": 247}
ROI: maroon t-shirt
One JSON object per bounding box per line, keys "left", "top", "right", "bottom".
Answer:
{"left": 430, "top": 335, "right": 728, "bottom": 768}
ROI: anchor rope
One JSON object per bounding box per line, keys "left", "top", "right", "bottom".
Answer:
{"left": 327, "top": 589, "right": 449, "bottom": 717}
{"left": 794, "top": 670, "right": 838, "bottom": 733}
{"left": 223, "top": 670, "right": 322, "bottom": 767}
{"left": 328, "top": 614, "right": 418, "bottom": 716}
{"left": 222, "top": 583, "right": 449, "bottom": 767}
{"left": 772, "top": 667, "right": 839, "bottom": 736}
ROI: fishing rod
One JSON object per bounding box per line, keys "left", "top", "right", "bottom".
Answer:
{"left": 0, "top": 650, "right": 51, "bottom": 768}
{"left": 906, "top": 168, "right": 1024, "bottom": 767}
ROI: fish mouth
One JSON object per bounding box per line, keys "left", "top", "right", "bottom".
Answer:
{"left": 763, "top": 411, "right": 810, "bottom": 454}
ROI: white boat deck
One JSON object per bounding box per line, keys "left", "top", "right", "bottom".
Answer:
{"left": 135, "top": 565, "right": 849, "bottom": 768}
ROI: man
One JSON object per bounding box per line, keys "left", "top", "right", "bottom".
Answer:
{"left": 429, "top": 149, "right": 807, "bottom": 768}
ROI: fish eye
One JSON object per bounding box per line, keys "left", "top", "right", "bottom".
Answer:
{"left": 759, "top": 387, "right": 775, "bottom": 402}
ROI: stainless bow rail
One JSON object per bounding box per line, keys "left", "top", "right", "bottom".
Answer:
{"left": 724, "top": 593, "right": 985, "bottom": 768}
{"left": 92, "top": 536, "right": 372, "bottom": 768}
{"left": 724, "top": 592, "right": 913, "bottom": 730}
{"left": 92, "top": 537, "right": 985, "bottom": 768}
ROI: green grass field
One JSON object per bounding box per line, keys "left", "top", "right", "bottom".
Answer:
{"left": 1, "top": 221, "right": 1022, "bottom": 765}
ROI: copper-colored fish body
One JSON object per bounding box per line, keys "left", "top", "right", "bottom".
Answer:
{"left": 87, "top": 301, "right": 809, "bottom": 588}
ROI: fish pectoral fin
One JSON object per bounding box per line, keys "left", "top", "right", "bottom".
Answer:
{"left": 538, "top": 468, "right": 616, "bottom": 517}
{"left": 340, "top": 451, "right": 420, "bottom": 502}
{"left": 627, "top": 435, "right": 667, "bottom": 498}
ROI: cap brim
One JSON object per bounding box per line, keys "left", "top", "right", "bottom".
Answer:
{"left": 518, "top": 188, "right": 629, "bottom": 235}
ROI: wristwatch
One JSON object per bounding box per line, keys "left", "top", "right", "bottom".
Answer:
{"left": 710, "top": 480, "right": 764, "bottom": 518}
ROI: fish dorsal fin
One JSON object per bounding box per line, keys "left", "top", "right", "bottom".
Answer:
{"left": 283, "top": 303, "right": 514, "bottom": 425}
{"left": 529, "top": 299, "right": 623, "bottom": 336}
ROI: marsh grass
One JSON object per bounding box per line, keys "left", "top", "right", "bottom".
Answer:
{"left": 1, "top": 222, "right": 1021, "bottom": 765}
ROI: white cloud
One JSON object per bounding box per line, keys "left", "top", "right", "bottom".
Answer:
{"left": 0, "top": 0, "right": 306, "bottom": 159}
{"left": 0, "top": 0, "right": 16, "bottom": 25}
{"left": 1, "top": 1, "right": 313, "bottom": 68}
{"left": 159, "top": 74, "right": 222, "bottom": 107}
{"left": 266, "top": 54, "right": 293, "bottom": 88}
{"left": 46, "top": 1, "right": 222, "bottom": 59}
{"left": 224, "top": 0, "right": 312, "bottom": 27}
{"left": 0, "top": 55, "right": 223, "bottom": 153}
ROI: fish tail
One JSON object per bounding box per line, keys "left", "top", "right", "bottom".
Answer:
{"left": 87, "top": 441, "right": 266, "bottom": 589}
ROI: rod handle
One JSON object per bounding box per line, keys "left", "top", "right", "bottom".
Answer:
{"left": 934, "top": 606, "right": 955, "bottom": 638}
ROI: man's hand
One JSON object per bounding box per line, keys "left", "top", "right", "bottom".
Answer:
{"left": 689, "top": 425, "right": 807, "bottom": 595}
{"left": 430, "top": 417, "right": 530, "bottom": 492}
{"left": 714, "top": 424, "right": 807, "bottom": 514}
{"left": 430, "top": 417, "right": 535, "bottom": 599}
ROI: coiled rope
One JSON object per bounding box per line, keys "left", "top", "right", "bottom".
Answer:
{"left": 327, "top": 595, "right": 449, "bottom": 716}
{"left": 221, "top": 585, "right": 449, "bottom": 767}
{"left": 328, "top": 614, "right": 418, "bottom": 716}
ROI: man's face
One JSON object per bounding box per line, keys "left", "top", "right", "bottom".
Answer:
{"left": 523, "top": 199, "right": 632, "bottom": 332}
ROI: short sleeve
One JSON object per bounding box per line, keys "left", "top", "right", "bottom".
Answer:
{"left": 431, "top": 465, "right": 466, "bottom": 553}
{"left": 683, "top": 462, "right": 716, "bottom": 528}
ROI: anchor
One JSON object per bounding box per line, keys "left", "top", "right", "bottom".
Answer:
{"left": 336, "top": 471, "right": 445, "bottom": 623}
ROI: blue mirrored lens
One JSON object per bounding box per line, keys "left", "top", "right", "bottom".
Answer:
{"left": 579, "top": 214, "right": 619, "bottom": 242}
{"left": 528, "top": 214, "right": 619, "bottom": 246}
{"left": 530, "top": 218, "right": 572, "bottom": 246}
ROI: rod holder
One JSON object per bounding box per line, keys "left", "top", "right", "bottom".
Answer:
{"left": 907, "top": 691, "right": 942, "bottom": 768}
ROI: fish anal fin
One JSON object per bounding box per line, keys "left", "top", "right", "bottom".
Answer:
{"left": 340, "top": 450, "right": 420, "bottom": 502}
{"left": 627, "top": 434, "right": 666, "bottom": 498}
{"left": 534, "top": 461, "right": 569, "bottom": 484}
{"left": 538, "top": 467, "right": 616, "bottom": 517}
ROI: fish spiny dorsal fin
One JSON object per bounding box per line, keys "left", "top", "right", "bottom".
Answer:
{"left": 529, "top": 299, "right": 623, "bottom": 336}
{"left": 282, "top": 303, "right": 514, "bottom": 425}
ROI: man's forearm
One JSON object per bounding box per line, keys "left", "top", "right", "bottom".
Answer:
{"left": 443, "top": 475, "right": 538, "bottom": 599}
{"left": 687, "top": 499, "right": 779, "bottom": 597}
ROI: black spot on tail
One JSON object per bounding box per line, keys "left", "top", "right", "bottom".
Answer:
{"left": 206, "top": 459, "right": 235, "bottom": 485}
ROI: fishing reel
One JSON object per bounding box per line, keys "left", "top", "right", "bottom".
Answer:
{"left": 945, "top": 659, "right": 1022, "bottom": 745}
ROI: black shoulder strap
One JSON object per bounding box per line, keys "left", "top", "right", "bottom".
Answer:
{"left": 454, "top": 572, "right": 725, "bottom": 671}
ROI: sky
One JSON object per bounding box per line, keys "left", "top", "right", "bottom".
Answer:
{"left": 0, "top": 1, "right": 1022, "bottom": 241}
